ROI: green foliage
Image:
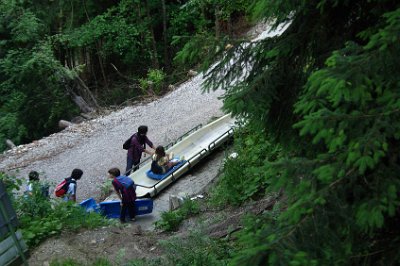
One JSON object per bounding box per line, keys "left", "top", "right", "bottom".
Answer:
{"left": 19, "top": 199, "right": 107, "bottom": 247}
{"left": 139, "top": 69, "right": 166, "bottom": 95}
{"left": 210, "top": 128, "right": 282, "bottom": 206}
{"left": 155, "top": 199, "right": 200, "bottom": 232}
{"left": 173, "top": 32, "right": 221, "bottom": 69}
{"left": 0, "top": 42, "right": 79, "bottom": 148}
{"left": 0, "top": 173, "right": 108, "bottom": 248}
{"left": 127, "top": 258, "right": 163, "bottom": 266}
{"left": 50, "top": 258, "right": 112, "bottom": 266}
{"left": 64, "top": 4, "right": 149, "bottom": 67}
{"left": 0, "top": 0, "right": 254, "bottom": 150}
{"left": 201, "top": 0, "right": 400, "bottom": 265}
{"left": 99, "top": 179, "right": 113, "bottom": 201}
{"left": 158, "top": 230, "right": 232, "bottom": 266}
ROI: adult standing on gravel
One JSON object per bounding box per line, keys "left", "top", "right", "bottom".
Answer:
{"left": 126, "top": 125, "right": 155, "bottom": 175}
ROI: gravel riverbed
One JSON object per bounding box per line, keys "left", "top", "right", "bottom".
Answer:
{"left": 0, "top": 74, "right": 225, "bottom": 203}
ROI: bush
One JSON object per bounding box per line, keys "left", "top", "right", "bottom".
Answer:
{"left": 158, "top": 230, "right": 232, "bottom": 266}
{"left": 0, "top": 172, "right": 108, "bottom": 248}
{"left": 155, "top": 199, "right": 200, "bottom": 232}
{"left": 210, "top": 128, "right": 282, "bottom": 206}
{"left": 139, "top": 69, "right": 166, "bottom": 95}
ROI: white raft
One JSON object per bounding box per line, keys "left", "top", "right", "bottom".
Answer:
{"left": 130, "top": 114, "right": 235, "bottom": 198}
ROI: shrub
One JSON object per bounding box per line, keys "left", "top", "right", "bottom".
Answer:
{"left": 155, "top": 199, "right": 200, "bottom": 232}
{"left": 139, "top": 69, "right": 165, "bottom": 95}
{"left": 210, "top": 128, "right": 282, "bottom": 206}
{"left": 0, "top": 172, "right": 108, "bottom": 248}
{"left": 158, "top": 230, "right": 232, "bottom": 266}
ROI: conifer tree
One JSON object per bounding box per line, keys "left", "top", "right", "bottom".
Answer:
{"left": 205, "top": 0, "right": 400, "bottom": 264}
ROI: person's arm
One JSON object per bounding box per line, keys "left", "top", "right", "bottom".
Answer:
{"left": 143, "top": 149, "right": 154, "bottom": 155}
{"left": 145, "top": 137, "right": 155, "bottom": 151}
{"left": 115, "top": 187, "right": 122, "bottom": 201}
{"left": 67, "top": 182, "right": 77, "bottom": 202}
{"left": 112, "top": 181, "right": 123, "bottom": 204}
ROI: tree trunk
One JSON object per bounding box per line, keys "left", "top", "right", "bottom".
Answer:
{"left": 214, "top": 4, "right": 221, "bottom": 38}
{"left": 161, "top": 0, "right": 169, "bottom": 69}
{"left": 145, "top": 0, "right": 160, "bottom": 69}
{"left": 75, "top": 76, "right": 101, "bottom": 110}
{"left": 71, "top": 95, "right": 94, "bottom": 113}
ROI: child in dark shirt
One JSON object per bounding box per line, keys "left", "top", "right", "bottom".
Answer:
{"left": 108, "top": 168, "right": 136, "bottom": 223}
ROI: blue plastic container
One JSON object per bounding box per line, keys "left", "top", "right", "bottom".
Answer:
{"left": 99, "top": 198, "right": 153, "bottom": 219}
{"left": 79, "top": 197, "right": 100, "bottom": 213}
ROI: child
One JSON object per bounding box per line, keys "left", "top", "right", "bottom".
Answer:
{"left": 64, "top": 168, "right": 83, "bottom": 202}
{"left": 25, "top": 171, "right": 49, "bottom": 198}
{"left": 151, "top": 145, "right": 179, "bottom": 174}
{"left": 108, "top": 168, "right": 136, "bottom": 223}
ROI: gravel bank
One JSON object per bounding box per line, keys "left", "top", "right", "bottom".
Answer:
{"left": 0, "top": 74, "right": 225, "bottom": 202}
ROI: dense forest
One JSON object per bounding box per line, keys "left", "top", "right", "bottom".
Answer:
{"left": 2, "top": 0, "right": 400, "bottom": 265}
{"left": 0, "top": 0, "right": 251, "bottom": 151}
{"left": 202, "top": 0, "right": 400, "bottom": 264}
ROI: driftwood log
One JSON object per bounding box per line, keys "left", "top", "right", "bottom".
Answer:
{"left": 5, "top": 139, "right": 16, "bottom": 149}
{"left": 58, "top": 120, "right": 73, "bottom": 129}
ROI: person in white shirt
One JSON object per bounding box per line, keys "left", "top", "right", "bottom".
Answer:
{"left": 64, "top": 168, "right": 83, "bottom": 202}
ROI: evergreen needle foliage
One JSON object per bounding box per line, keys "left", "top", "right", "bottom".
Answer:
{"left": 204, "top": 0, "right": 400, "bottom": 264}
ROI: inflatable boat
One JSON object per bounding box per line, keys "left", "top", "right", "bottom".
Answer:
{"left": 130, "top": 114, "right": 235, "bottom": 198}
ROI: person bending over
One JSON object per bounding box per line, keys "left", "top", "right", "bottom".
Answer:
{"left": 108, "top": 168, "right": 136, "bottom": 223}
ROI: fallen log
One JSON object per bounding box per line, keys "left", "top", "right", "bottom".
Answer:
{"left": 58, "top": 120, "right": 73, "bottom": 129}
{"left": 5, "top": 139, "right": 16, "bottom": 149}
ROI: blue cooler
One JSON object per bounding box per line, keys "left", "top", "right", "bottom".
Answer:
{"left": 99, "top": 198, "right": 153, "bottom": 219}
{"left": 79, "top": 198, "right": 100, "bottom": 213}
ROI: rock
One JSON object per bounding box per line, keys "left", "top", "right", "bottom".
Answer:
{"left": 169, "top": 194, "right": 185, "bottom": 210}
{"left": 187, "top": 69, "right": 198, "bottom": 77}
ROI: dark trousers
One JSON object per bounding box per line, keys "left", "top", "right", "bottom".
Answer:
{"left": 120, "top": 201, "right": 135, "bottom": 222}
{"left": 126, "top": 156, "right": 140, "bottom": 175}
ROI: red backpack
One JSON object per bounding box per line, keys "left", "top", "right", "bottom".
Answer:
{"left": 54, "top": 178, "right": 75, "bottom": 197}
